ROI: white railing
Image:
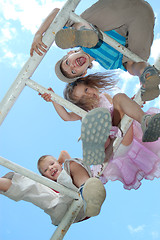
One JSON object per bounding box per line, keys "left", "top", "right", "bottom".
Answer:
{"left": 0, "top": 0, "right": 160, "bottom": 239}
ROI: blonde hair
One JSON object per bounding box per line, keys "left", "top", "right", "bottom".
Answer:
{"left": 63, "top": 72, "right": 118, "bottom": 111}
{"left": 37, "top": 155, "right": 50, "bottom": 175}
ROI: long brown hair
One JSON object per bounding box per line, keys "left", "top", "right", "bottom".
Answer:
{"left": 63, "top": 72, "right": 118, "bottom": 111}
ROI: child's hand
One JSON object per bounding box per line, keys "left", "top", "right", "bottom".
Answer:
{"left": 58, "top": 150, "right": 71, "bottom": 165}
{"left": 39, "top": 87, "right": 54, "bottom": 102}
{"left": 30, "top": 32, "right": 47, "bottom": 57}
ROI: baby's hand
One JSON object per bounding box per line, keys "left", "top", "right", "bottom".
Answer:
{"left": 39, "top": 87, "right": 54, "bottom": 102}
{"left": 30, "top": 32, "right": 47, "bottom": 57}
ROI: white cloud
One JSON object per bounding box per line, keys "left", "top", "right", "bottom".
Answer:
{"left": 152, "top": 96, "right": 160, "bottom": 108}
{"left": 3, "top": 49, "right": 15, "bottom": 59}
{"left": 0, "top": 0, "right": 65, "bottom": 68}
{"left": 92, "top": 61, "right": 102, "bottom": 71}
{"left": 0, "top": 21, "right": 17, "bottom": 44}
{"left": 117, "top": 70, "right": 137, "bottom": 94}
{"left": 1, "top": 26, "right": 16, "bottom": 41}
{"left": 119, "top": 70, "right": 132, "bottom": 80}
{"left": 0, "top": 0, "right": 65, "bottom": 34}
{"left": 128, "top": 224, "right": 145, "bottom": 234}
{"left": 150, "top": 38, "right": 160, "bottom": 65}
{"left": 1, "top": 48, "right": 27, "bottom": 68}
{"left": 0, "top": 20, "right": 26, "bottom": 67}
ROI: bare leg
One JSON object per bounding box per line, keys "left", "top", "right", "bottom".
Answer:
{"left": 69, "top": 161, "right": 106, "bottom": 217}
{"left": 125, "top": 61, "right": 147, "bottom": 76}
{"left": 112, "top": 93, "right": 160, "bottom": 142}
{"left": 69, "top": 161, "right": 90, "bottom": 188}
{"left": 0, "top": 177, "right": 12, "bottom": 192}
{"left": 112, "top": 93, "right": 145, "bottom": 125}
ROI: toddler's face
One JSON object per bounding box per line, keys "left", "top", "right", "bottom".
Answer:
{"left": 39, "top": 156, "right": 63, "bottom": 181}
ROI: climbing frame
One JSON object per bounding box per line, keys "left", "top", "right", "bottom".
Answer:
{"left": 0, "top": 0, "right": 160, "bottom": 239}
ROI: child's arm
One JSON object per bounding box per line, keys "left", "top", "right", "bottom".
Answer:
{"left": 39, "top": 88, "right": 82, "bottom": 121}
{"left": 30, "top": 8, "right": 60, "bottom": 56}
{"left": 58, "top": 150, "right": 71, "bottom": 165}
{"left": 30, "top": 7, "right": 94, "bottom": 57}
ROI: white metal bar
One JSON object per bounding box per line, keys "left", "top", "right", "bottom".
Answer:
{"left": 26, "top": 78, "right": 87, "bottom": 118}
{"left": 27, "top": 78, "right": 141, "bottom": 163}
{"left": 0, "top": 154, "right": 83, "bottom": 240}
{"left": 98, "top": 90, "right": 143, "bottom": 175}
{"left": 98, "top": 87, "right": 160, "bottom": 176}
{"left": 70, "top": 12, "right": 145, "bottom": 63}
{"left": 113, "top": 90, "right": 143, "bottom": 152}
{"left": 70, "top": 10, "right": 160, "bottom": 176}
{"left": 0, "top": 0, "right": 81, "bottom": 126}
{"left": 0, "top": 3, "right": 85, "bottom": 240}
{"left": 69, "top": 13, "right": 160, "bottom": 177}
{"left": 0, "top": 2, "right": 154, "bottom": 126}
{"left": 69, "top": 11, "right": 148, "bottom": 175}
{"left": 0, "top": 156, "right": 79, "bottom": 199}
{"left": 1, "top": 2, "right": 160, "bottom": 239}
{"left": 50, "top": 198, "right": 83, "bottom": 240}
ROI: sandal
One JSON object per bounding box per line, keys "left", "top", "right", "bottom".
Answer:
{"left": 141, "top": 87, "right": 160, "bottom": 101}
{"left": 55, "top": 25, "right": 99, "bottom": 49}
{"left": 141, "top": 113, "right": 160, "bottom": 142}
{"left": 81, "top": 108, "right": 112, "bottom": 165}
{"left": 140, "top": 65, "right": 160, "bottom": 101}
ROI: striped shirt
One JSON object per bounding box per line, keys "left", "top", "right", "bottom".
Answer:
{"left": 82, "top": 30, "right": 126, "bottom": 71}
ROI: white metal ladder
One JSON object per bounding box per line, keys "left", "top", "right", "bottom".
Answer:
{"left": 0, "top": 0, "right": 160, "bottom": 239}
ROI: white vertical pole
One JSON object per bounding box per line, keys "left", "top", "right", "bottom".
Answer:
{"left": 50, "top": 198, "right": 83, "bottom": 240}
{"left": 0, "top": 0, "right": 81, "bottom": 126}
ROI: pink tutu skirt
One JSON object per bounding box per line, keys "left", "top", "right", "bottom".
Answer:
{"left": 91, "top": 107, "right": 160, "bottom": 190}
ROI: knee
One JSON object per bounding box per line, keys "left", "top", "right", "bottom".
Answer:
{"left": 113, "top": 93, "right": 126, "bottom": 106}
{"left": 142, "top": 2, "right": 155, "bottom": 22}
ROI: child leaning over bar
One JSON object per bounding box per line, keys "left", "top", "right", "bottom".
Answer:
{"left": 0, "top": 150, "right": 106, "bottom": 226}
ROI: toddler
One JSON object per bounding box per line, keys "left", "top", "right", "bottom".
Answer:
{"left": 0, "top": 150, "right": 106, "bottom": 225}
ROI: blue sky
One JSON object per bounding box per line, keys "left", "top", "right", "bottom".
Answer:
{"left": 0, "top": 0, "right": 160, "bottom": 239}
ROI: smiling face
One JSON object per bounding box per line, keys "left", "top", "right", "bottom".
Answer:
{"left": 61, "top": 50, "right": 93, "bottom": 78}
{"left": 73, "top": 83, "right": 100, "bottom": 101}
{"left": 71, "top": 83, "right": 100, "bottom": 110}
{"left": 39, "top": 156, "right": 63, "bottom": 181}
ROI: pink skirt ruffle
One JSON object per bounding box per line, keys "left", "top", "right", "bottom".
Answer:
{"left": 91, "top": 108, "right": 160, "bottom": 190}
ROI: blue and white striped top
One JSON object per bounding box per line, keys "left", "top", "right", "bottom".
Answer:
{"left": 82, "top": 30, "right": 126, "bottom": 71}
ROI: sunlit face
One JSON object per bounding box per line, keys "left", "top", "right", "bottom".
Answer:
{"left": 39, "top": 156, "right": 63, "bottom": 181}
{"left": 61, "top": 50, "right": 91, "bottom": 78}
{"left": 73, "top": 84, "right": 100, "bottom": 101}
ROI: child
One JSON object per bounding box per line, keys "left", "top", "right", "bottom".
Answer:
{"left": 39, "top": 72, "right": 160, "bottom": 167}
{"left": 0, "top": 150, "right": 106, "bottom": 226}
{"left": 30, "top": 1, "right": 160, "bottom": 101}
